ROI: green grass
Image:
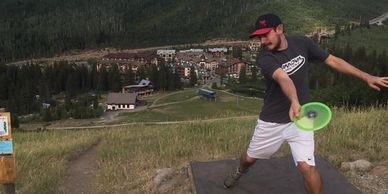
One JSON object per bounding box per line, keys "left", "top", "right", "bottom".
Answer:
{"left": 315, "top": 107, "right": 388, "bottom": 165}
{"left": 9, "top": 102, "right": 388, "bottom": 193}
{"left": 96, "top": 107, "right": 388, "bottom": 193}
{"left": 152, "top": 88, "right": 198, "bottom": 105}
{"left": 13, "top": 130, "right": 103, "bottom": 194}
{"left": 97, "top": 119, "right": 257, "bottom": 193}
{"left": 119, "top": 91, "right": 262, "bottom": 122}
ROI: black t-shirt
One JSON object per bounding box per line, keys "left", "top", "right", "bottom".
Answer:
{"left": 258, "top": 35, "right": 329, "bottom": 123}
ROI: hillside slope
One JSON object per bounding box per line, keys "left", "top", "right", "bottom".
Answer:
{"left": 0, "top": 0, "right": 387, "bottom": 61}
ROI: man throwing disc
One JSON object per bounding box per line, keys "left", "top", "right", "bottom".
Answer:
{"left": 223, "top": 13, "right": 388, "bottom": 194}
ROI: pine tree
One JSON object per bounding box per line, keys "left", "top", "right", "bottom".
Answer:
{"left": 167, "top": 68, "right": 175, "bottom": 91}
{"left": 343, "top": 43, "right": 353, "bottom": 63}
{"left": 0, "top": 73, "right": 8, "bottom": 100}
{"left": 189, "top": 66, "right": 197, "bottom": 87}
{"left": 97, "top": 65, "right": 108, "bottom": 91}
{"left": 239, "top": 65, "right": 247, "bottom": 83}
{"left": 123, "top": 66, "right": 135, "bottom": 86}
{"left": 107, "top": 64, "right": 122, "bottom": 92}
{"left": 334, "top": 24, "right": 341, "bottom": 38}
{"left": 232, "top": 46, "right": 243, "bottom": 59}
{"left": 174, "top": 67, "right": 183, "bottom": 90}
{"left": 251, "top": 66, "right": 258, "bottom": 81}
{"left": 66, "top": 74, "right": 77, "bottom": 97}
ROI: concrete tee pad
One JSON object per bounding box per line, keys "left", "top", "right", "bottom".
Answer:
{"left": 190, "top": 156, "right": 362, "bottom": 194}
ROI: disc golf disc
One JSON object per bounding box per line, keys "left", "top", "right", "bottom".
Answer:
{"left": 294, "top": 102, "right": 332, "bottom": 131}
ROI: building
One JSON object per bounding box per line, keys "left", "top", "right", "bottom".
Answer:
{"left": 208, "top": 48, "right": 228, "bottom": 57}
{"left": 122, "top": 79, "right": 154, "bottom": 97}
{"left": 98, "top": 51, "right": 159, "bottom": 73}
{"left": 157, "top": 50, "right": 176, "bottom": 61}
{"left": 106, "top": 93, "right": 137, "bottom": 110}
{"left": 218, "top": 58, "right": 253, "bottom": 78}
{"left": 179, "top": 49, "right": 204, "bottom": 53}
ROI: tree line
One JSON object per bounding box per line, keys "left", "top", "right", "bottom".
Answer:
{"left": 310, "top": 43, "right": 388, "bottom": 107}
{"left": 0, "top": 60, "right": 184, "bottom": 124}
{"left": 1, "top": 0, "right": 387, "bottom": 63}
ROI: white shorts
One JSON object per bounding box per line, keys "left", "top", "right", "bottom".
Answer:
{"left": 247, "top": 119, "right": 315, "bottom": 166}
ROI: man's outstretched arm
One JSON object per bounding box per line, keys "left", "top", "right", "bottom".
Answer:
{"left": 324, "top": 54, "right": 388, "bottom": 91}
{"left": 272, "top": 68, "right": 301, "bottom": 121}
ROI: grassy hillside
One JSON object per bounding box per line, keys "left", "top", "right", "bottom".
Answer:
{"left": 12, "top": 107, "right": 388, "bottom": 193}
{"left": 118, "top": 90, "right": 262, "bottom": 123}
{"left": 0, "top": 0, "right": 387, "bottom": 61}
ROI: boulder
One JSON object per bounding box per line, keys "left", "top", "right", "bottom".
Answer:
{"left": 341, "top": 159, "right": 372, "bottom": 172}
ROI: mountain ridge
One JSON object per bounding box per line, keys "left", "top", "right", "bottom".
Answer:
{"left": 0, "top": 0, "right": 387, "bottom": 62}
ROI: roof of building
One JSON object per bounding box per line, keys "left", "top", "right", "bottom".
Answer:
{"left": 122, "top": 79, "right": 153, "bottom": 89}
{"left": 225, "top": 58, "right": 243, "bottom": 67}
{"left": 157, "top": 50, "right": 176, "bottom": 55}
{"left": 139, "top": 79, "right": 151, "bottom": 86}
{"left": 106, "top": 93, "right": 137, "bottom": 104}
{"left": 102, "top": 51, "right": 158, "bottom": 61}
{"left": 208, "top": 48, "right": 228, "bottom": 52}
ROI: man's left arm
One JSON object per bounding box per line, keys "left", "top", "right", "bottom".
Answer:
{"left": 324, "top": 54, "right": 388, "bottom": 91}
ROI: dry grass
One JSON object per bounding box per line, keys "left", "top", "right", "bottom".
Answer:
{"left": 13, "top": 129, "right": 103, "bottom": 194}
{"left": 10, "top": 106, "right": 387, "bottom": 193}
{"left": 96, "top": 107, "right": 388, "bottom": 193}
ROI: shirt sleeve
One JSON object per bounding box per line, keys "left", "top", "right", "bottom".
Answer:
{"left": 304, "top": 36, "right": 329, "bottom": 62}
{"left": 259, "top": 54, "right": 281, "bottom": 80}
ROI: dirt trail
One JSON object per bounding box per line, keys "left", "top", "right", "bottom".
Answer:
{"left": 57, "top": 142, "right": 101, "bottom": 194}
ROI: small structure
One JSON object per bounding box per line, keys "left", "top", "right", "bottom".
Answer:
{"left": 198, "top": 88, "right": 216, "bottom": 101}
{"left": 106, "top": 93, "right": 137, "bottom": 110}
{"left": 369, "top": 12, "right": 388, "bottom": 26}
{"left": 157, "top": 50, "right": 176, "bottom": 61}
{"left": 122, "top": 79, "right": 154, "bottom": 97}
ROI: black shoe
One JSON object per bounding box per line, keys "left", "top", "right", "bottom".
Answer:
{"left": 223, "top": 167, "right": 247, "bottom": 188}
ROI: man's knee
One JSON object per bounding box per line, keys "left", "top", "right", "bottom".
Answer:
{"left": 297, "top": 161, "right": 317, "bottom": 175}
{"left": 242, "top": 153, "right": 257, "bottom": 163}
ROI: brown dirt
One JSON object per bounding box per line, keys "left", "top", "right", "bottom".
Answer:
{"left": 57, "top": 142, "right": 101, "bottom": 194}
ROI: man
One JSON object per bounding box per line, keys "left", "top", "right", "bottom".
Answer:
{"left": 223, "top": 13, "right": 388, "bottom": 194}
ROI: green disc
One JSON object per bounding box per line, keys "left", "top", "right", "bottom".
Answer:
{"left": 294, "top": 102, "right": 332, "bottom": 131}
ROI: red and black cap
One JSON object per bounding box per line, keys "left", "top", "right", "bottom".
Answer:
{"left": 249, "top": 13, "right": 282, "bottom": 38}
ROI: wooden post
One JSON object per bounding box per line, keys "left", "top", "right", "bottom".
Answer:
{"left": 0, "top": 112, "right": 16, "bottom": 194}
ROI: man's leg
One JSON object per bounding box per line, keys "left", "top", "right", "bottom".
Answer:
{"left": 285, "top": 122, "right": 322, "bottom": 194}
{"left": 239, "top": 152, "right": 257, "bottom": 172}
{"left": 224, "top": 119, "right": 285, "bottom": 188}
{"left": 297, "top": 162, "right": 323, "bottom": 194}
{"left": 223, "top": 153, "right": 257, "bottom": 188}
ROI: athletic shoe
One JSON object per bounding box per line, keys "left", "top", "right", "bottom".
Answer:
{"left": 223, "top": 167, "right": 247, "bottom": 188}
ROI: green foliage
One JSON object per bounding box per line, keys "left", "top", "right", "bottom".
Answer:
{"left": 233, "top": 47, "right": 243, "bottom": 59}
{"left": 189, "top": 67, "right": 197, "bottom": 87}
{"left": 311, "top": 38, "right": 388, "bottom": 107}
{"left": 238, "top": 65, "right": 247, "bottom": 84}
{"left": 211, "top": 82, "right": 218, "bottom": 89}
{"left": 327, "top": 25, "right": 388, "bottom": 56}
{"left": 229, "top": 80, "right": 266, "bottom": 97}
{"left": 1, "top": 0, "right": 388, "bottom": 62}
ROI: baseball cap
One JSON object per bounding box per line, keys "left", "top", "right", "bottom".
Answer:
{"left": 249, "top": 13, "right": 282, "bottom": 38}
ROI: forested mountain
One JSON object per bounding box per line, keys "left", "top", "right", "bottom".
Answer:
{"left": 0, "top": 0, "right": 387, "bottom": 62}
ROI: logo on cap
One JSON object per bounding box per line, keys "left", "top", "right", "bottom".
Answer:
{"left": 259, "top": 20, "right": 267, "bottom": 27}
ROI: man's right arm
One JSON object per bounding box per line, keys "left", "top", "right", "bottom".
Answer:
{"left": 272, "top": 68, "right": 301, "bottom": 121}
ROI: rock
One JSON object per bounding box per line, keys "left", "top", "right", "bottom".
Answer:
{"left": 341, "top": 162, "right": 352, "bottom": 171}
{"left": 341, "top": 159, "right": 372, "bottom": 172}
{"left": 158, "top": 175, "right": 186, "bottom": 193}
{"left": 370, "top": 165, "right": 388, "bottom": 177}
{"left": 153, "top": 168, "right": 174, "bottom": 187}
